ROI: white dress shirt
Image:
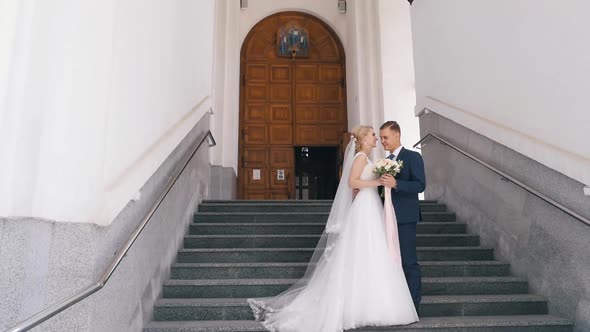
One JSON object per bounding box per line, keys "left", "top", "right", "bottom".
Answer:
{"left": 389, "top": 145, "right": 403, "bottom": 160}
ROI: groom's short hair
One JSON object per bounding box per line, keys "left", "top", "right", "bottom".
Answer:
{"left": 380, "top": 121, "right": 401, "bottom": 134}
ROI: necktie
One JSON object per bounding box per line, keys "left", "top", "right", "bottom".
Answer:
{"left": 387, "top": 154, "right": 395, "bottom": 160}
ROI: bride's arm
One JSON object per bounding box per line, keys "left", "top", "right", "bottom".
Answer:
{"left": 348, "top": 157, "right": 380, "bottom": 188}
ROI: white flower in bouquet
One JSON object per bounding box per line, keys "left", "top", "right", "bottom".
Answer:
{"left": 373, "top": 158, "right": 404, "bottom": 178}
{"left": 374, "top": 159, "right": 386, "bottom": 168}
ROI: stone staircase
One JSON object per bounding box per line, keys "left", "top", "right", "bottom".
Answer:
{"left": 143, "top": 200, "right": 573, "bottom": 332}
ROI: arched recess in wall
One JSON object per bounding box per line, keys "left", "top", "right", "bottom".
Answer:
{"left": 238, "top": 11, "right": 347, "bottom": 200}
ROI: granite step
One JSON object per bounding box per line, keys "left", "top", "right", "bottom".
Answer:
{"left": 189, "top": 222, "right": 467, "bottom": 235}
{"left": 153, "top": 294, "right": 547, "bottom": 321}
{"left": 201, "top": 200, "right": 439, "bottom": 204}
{"left": 182, "top": 234, "right": 480, "bottom": 248}
{"left": 144, "top": 199, "right": 572, "bottom": 332}
{"left": 176, "top": 247, "right": 494, "bottom": 263}
{"left": 162, "top": 277, "right": 528, "bottom": 298}
{"left": 198, "top": 203, "right": 447, "bottom": 213}
{"left": 145, "top": 316, "right": 572, "bottom": 332}
{"left": 170, "top": 261, "right": 510, "bottom": 280}
{"left": 199, "top": 203, "right": 334, "bottom": 213}
{"left": 193, "top": 212, "right": 456, "bottom": 223}
{"left": 202, "top": 200, "right": 336, "bottom": 204}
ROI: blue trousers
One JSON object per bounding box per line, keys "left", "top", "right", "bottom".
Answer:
{"left": 398, "top": 222, "right": 421, "bottom": 306}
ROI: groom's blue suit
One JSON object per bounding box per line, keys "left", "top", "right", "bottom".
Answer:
{"left": 388, "top": 147, "right": 425, "bottom": 307}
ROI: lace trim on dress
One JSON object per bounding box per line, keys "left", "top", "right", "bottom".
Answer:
{"left": 247, "top": 299, "right": 282, "bottom": 332}
{"left": 248, "top": 298, "right": 311, "bottom": 332}
{"left": 247, "top": 298, "right": 273, "bottom": 321}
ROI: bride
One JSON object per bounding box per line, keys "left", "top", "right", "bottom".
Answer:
{"left": 248, "top": 125, "right": 419, "bottom": 331}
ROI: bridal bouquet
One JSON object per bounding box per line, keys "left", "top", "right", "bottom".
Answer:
{"left": 373, "top": 158, "right": 404, "bottom": 178}
{"left": 374, "top": 159, "right": 403, "bottom": 197}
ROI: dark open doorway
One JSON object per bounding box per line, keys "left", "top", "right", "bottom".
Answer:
{"left": 295, "top": 146, "right": 339, "bottom": 200}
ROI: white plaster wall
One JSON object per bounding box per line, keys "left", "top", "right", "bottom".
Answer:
{"left": 211, "top": 0, "right": 417, "bottom": 170}
{"left": 411, "top": 0, "right": 590, "bottom": 187}
{"left": 0, "top": 0, "right": 216, "bottom": 225}
{"left": 378, "top": 0, "right": 418, "bottom": 152}
{"left": 210, "top": 0, "right": 240, "bottom": 170}
{"left": 100, "top": 0, "right": 215, "bottom": 225}
{"left": 346, "top": 0, "right": 382, "bottom": 132}
{"left": 0, "top": 0, "right": 19, "bottom": 109}
{"left": 210, "top": 0, "right": 228, "bottom": 167}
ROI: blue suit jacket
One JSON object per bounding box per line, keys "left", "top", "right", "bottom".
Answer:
{"left": 390, "top": 147, "right": 426, "bottom": 224}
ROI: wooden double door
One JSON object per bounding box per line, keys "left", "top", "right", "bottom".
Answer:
{"left": 238, "top": 12, "right": 347, "bottom": 200}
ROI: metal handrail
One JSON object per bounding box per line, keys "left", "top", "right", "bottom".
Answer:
{"left": 6, "top": 130, "right": 217, "bottom": 332}
{"left": 413, "top": 133, "right": 590, "bottom": 227}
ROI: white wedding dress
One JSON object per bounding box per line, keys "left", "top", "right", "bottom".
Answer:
{"left": 248, "top": 146, "right": 419, "bottom": 332}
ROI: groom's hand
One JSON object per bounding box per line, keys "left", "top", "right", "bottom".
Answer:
{"left": 379, "top": 174, "right": 397, "bottom": 189}
{"left": 352, "top": 188, "right": 360, "bottom": 199}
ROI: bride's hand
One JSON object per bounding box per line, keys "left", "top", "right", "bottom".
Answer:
{"left": 379, "top": 174, "right": 397, "bottom": 188}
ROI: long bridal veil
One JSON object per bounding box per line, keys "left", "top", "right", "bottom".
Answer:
{"left": 248, "top": 140, "right": 358, "bottom": 320}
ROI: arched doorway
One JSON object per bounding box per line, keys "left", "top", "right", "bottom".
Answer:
{"left": 238, "top": 12, "right": 347, "bottom": 200}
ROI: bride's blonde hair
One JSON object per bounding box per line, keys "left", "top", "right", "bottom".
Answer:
{"left": 350, "top": 125, "right": 373, "bottom": 153}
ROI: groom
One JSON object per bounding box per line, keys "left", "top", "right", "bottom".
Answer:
{"left": 379, "top": 121, "right": 426, "bottom": 313}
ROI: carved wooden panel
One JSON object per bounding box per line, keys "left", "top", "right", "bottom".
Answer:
{"left": 319, "top": 125, "right": 345, "bottom": 144}
{"left": 245, "top": 31, "right": 274, "bottom": 61}
{"left": 295, "top": 85, "right": 342, "bottom": 104}
{"left": 269, "top": 104, "right": 292, "bottom": 123}
{"left": 295, "top": 85, "right": 316, "bottom": 103}
{"left": 317, "top": 38, "right": 340, "bottom": 61}
{"left": 294, "top": 125, "right": 345, "bottom": 145}
{"left": 318, "top": 85, "right": 342, "bottom": 103}
{"left": 295, "top": 105, "right": 318, "bottom": 123}
{"left": 295, "top": 105, "right": 343, "bottom": 124}
{"left": 269, "top": 125, "right": 293, "bottom": 145}
{"left": 246, "top": 84, "right": 267, "bottom": 101}
{"left": 318, "top": 65, "right": 342, "bottom": 82}
{"left": 244, "top": 103, "right": 267, "bottom": 123}
{"left": 246, "top": 64, "right": 268, "bottom": 82}
{"left": 295, "top": 125, "right": 318, "bottom": 145}
{"left": 244, "top": 168, "right": 268, "bottom": 189}
{"left": 244, "top": 190, "right": 268, "bottom": 200}
{"left": 270, "top": 191, "right": 289, "bottom": 200}
{"left": 270, "top": 85, "right": 291, "bottom": 102}
{"left": 318, "top": 105, "right": 344, "bottom": 122}
{"left": 270, "top": 65, "right": 290, "bottom": 82}
{"left": 244, "top": 125, "right": 268, "bottom": 145}
{"left": 243, "top": 147, "right": 268, "bottom": 168}
{"left": 270, "top": 148, "right": 294, "bottom": 168}
{"left": 295, "top": 65, "right": 316, "bottom": 82}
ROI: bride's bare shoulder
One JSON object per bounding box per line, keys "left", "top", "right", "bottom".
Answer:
{"left": 353, "top": 151, "right": 368, "bottom": 160}
{"left": 351, "top": 152, "right": 368, "bottom": 167}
